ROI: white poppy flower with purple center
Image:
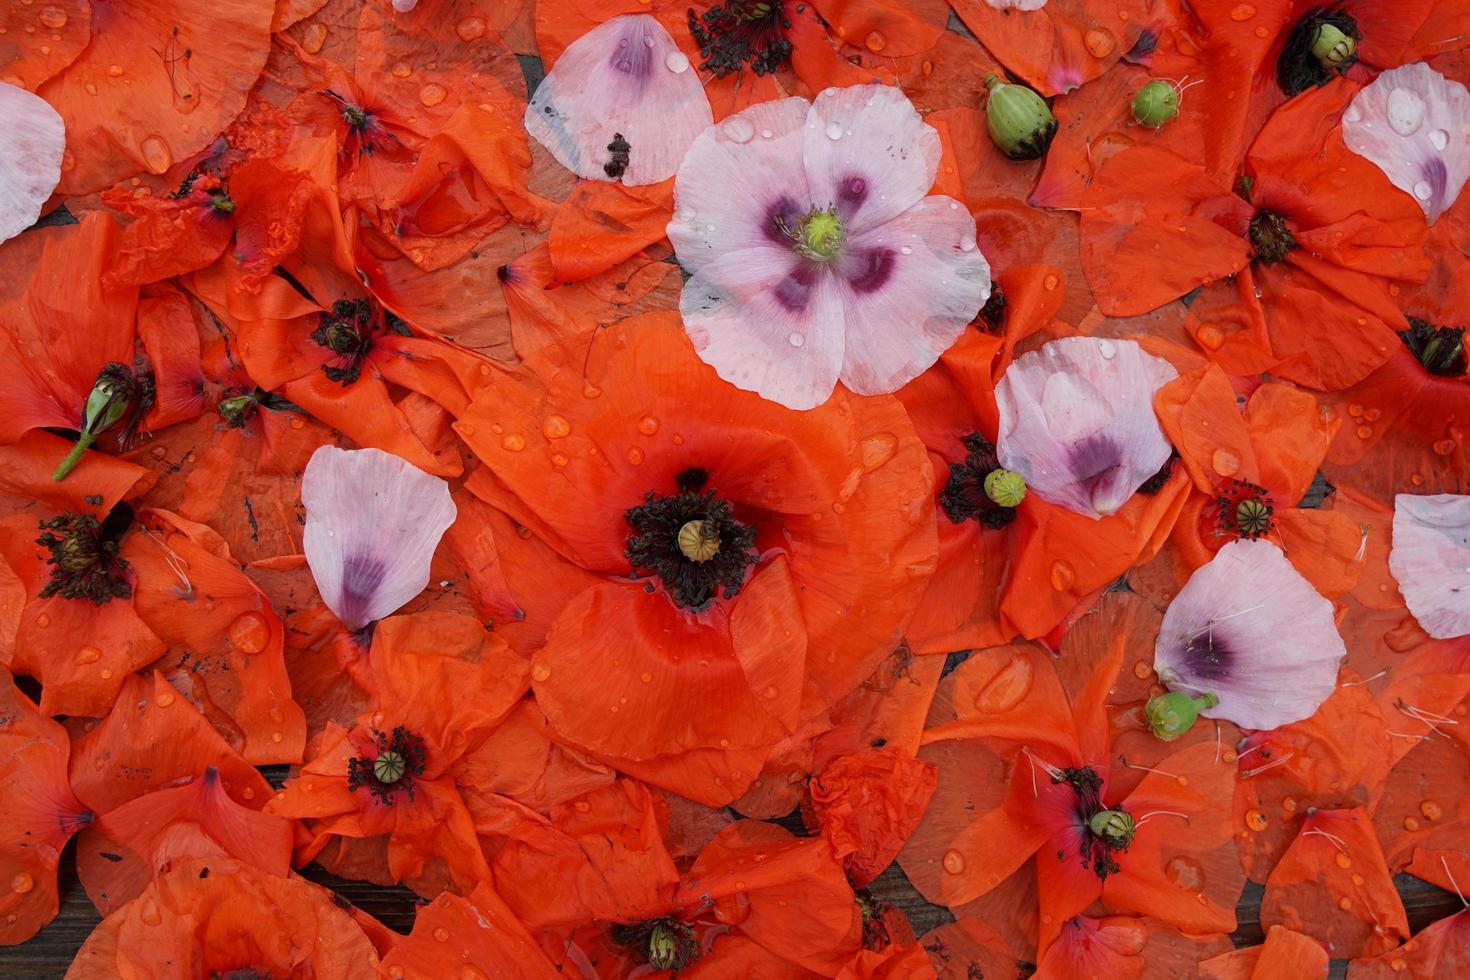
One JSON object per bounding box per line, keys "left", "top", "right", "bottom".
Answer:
{"left": 994, "top": 336, "right": 1177, "bottom": 519}
{"left": 1342, "top": 61, "right": 1470, "bottom": 224}
{"left": 668, "top": 84, "right": 991, "bottom": 410}
{"left": 1154, "top": 539, "right": 1346, "bottom": 731}
{"left": 1390, "top": 493, "right": 1470, "bottom": 639}
{"left": 525, "top": 14, "right": 712, "bottom": 186}
{"left": 1, "top": 82, "right": 65, "bottom": 245}
{"left": 302, "top": 446, "right": 457, "bottom": 631}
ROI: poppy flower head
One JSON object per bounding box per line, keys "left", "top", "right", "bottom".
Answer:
{"left": 309, "top": 299, "right": 384, "bottom": 386}
{"left": 939, "top": 433, "right": 1021, "bottom": 529}
{"left": 1398, "top": 315, "right": 1466, "bottom": 377}
{"left": 688, "top": 0, "right": 793, "bottom": 79}
{"left": 345, "top": 725, "right": 428, "bottom": 806}
{"left": 1053, "top": 765, "right": 1134, "bottom": 880}
{"left": 624, "top": 467, "right": 759, "bottom": 610}
{"left": 1276, "top": 9, "right": 1361, "bottom": 97}
{"left": 1247, "top": 210, "right": 1298, "bottom": 266}
{"left": 35, "top": 505, "right": 134, "bottom": 604}
{"left": 610, "top": 915, "right": 702, "bottom": 971}
{"left": 1215, "top": 479, "right": 1277, "bottom": 540}
{"left": 320, "top": 89, "right": 401, "bottom": 160}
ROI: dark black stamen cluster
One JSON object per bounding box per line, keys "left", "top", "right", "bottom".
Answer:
{"left": 212, "top": 971, "right": 273, "bottom": 980}
{"left": 1054, "top": 766, "right": 1129, "bottom": 880}
{"left": 346, "top": 726, "right": 427, "bottom": 806}
{"left": 1249, "top": 211, "right": 1297, "bottom": 265}
{"left": 688, "top": 1, "right": 793, "bottom": 78}
{"left": 604, "top": 133, "right": 632, "bottom": 180}
{"left": 978, "top": 287, "right": 1007, "bottom": 335}
{"left": 625, "top": 468, "right": 758, "bottom": 610}
{"left": 310, "top": 299, "right": 377, "bottom": 385}
{"left": 610, "top": 916, "right": 701, "bottom": 971}
{"left": 856, "top": 891, "right": 893, "bottom": 951}
{"left": 1399, "top": 316, "right": 1466, "bottom": 377}
{"left": 36, "top": 506, "right": 133, "bottom": 604}
{"left": 939, "top": 434, "right": 1018, "bottom": 529}
{"left": 321, "top": 89, "right": 401, "bottom": 157}
{"left": 1277, "top": 9, "right": 1361, "bottom": 97}
{"left": 1136, "top": 453, "right": 1178, "bottom": 495}
{"left": 1216, "top": 479, "right": 1275, "bottom": 540}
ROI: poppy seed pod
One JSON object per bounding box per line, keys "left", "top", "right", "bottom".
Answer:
{"left": 983, "top": 468, "right": 1027, "bottom": 507}
{"left": 1145, "top": 691, "right": 1220, "bottom": 740}
{"left": 1310, "top": 22, "right": 1357, "bottom": 71}
{"left": 1087, "top": 809, "right": 1136, "bottom": 848}
{"left": 983, "top": 73, "right": 1057, "bottom": 160}
{"left": 52, "top": 363, "right": 138, "bottom": 482}
{"left": 1131, "top": 80, "right": 1179, "bottom": 128}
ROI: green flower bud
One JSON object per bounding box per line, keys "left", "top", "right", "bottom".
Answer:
{"left": 1310, "top": 22, "right": 1357, "bottom": 70}
{"left": 796, "top": 207, "right": 845, "bottom": 259}
{"left": 1145, "top": 691, "right": 1220, "bottom": 741}
{"left": 1087, "top": 809, "right": 1136, "bottom": 848}
{"left": 646, "top": 920, "right": 697, "bottom": 971}
{"left": 53, "top": 362, "right": 138, "bottom": 482}
{"left": 1131, "top": 80, "right": 1179, "bottom": 128}
{"left": 210, "top": 194, "right": 237, "bottom": 213}
{"left": 983, "top": 468, "right": 1027, "bottom": 508}
{"left": 984, "top": 74, "right": 1058, "bottom": 161}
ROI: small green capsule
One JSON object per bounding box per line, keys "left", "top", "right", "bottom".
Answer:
{"left": 1087, "top": 809, "right": 1136, "bottom": 848}
{"left": 1310, "top": 22, "right": 1357, "bottom": 70}
{"left": 984, "top": 73, "right": 1058, "bottom": 161}
{"left": 1131, "top": 80, "right": 1179, "bottom": 128}
{"left": 1144, "top": 691, "right": 1220, "bottom": 741}
{"left": 983, "top": 468, "right": 1027, "bottom": 508}
{"left": 373, "top": 750, "right": 407, "bottom": 784}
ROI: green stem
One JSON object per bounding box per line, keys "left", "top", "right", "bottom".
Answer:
{"left": 52, "top": 431, "right": 96, "bottom": 482}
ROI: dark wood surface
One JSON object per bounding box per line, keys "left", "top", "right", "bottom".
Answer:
{"left": 2, "top": 838, "right": 1462, "bottom": 978}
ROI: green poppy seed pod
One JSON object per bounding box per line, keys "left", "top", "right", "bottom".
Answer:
{"left": 1145, "top": 691, "right": 1220, "bottom": 741}
{"left": 647, "top": 922, "right": 693, "bottom": 971}
{"left": 983, "top": 468, "right": 1027, "bottom": 508}
{"left": 1236, "top": 498, "right": 1272, "bottom": 538}
{"left": 54, "top": 362, "right": 138, "bottom": 481}
{"left": 984, "top": 73, "right": 1058, "bottom": 161}
{"left": 373, "top": 750, "right": 407, "bottom": 784}
{"left": 1310, "top": 22, "right": 1357, "bottom": 70}
{"left": 1087, "top": 809, "right": 1136, "bottom": 847}
{"left": 1131, "top": 80, "right": 1179, "bottom": 128}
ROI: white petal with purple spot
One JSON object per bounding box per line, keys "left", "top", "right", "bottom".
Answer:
{"left": 1342, "top": 62, "right": 1470, "bottom": 224}
{"left": 524, "top": 15, "right": 712, "bottom": 186}
{"left": 1155, "top": 539, "right": 1345, "bottom": 731}
{"left": 302, "top": 445, "right": 457, "bottom": 630}
{"left": 1390, "top": 493, "right": 1470, "bottom": 639}
{"left": 995, "top": 337, "right": 1176, "bottom": 518}
{"left": 0, "top": 82, "right": 65, "bottom": 245}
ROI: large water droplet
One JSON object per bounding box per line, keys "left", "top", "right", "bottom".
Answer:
{"left": 959, "top": 235, "right": 976, "bottom": 253}
{"left": 139, "top": 135, "right": 173, "bottom": 174}
{"left": 900, "top": 245, "right": 913, "bottom": 255}
{"left": 542, "top": 414, "right": 571, "bottom": 439}
{"left": 976, "top": 653, "right": 1034, "bottom": 713}
{"left": 39, "top": 6, "right": 67, "bottom": 28}
{"left": 1097, "top": 339, "right": 1117, "bottom": 359}
{"left": 419, "top": 83, "right": 447, "bottom": 107}
{"left": 1165, "top": 856, "right": 1204, "bottom": 890}
{"left": 456, "top": 17, "right": 486, "bottom": 41}
{"left": 942, "top": 849, "right": 966, "bottom": 874}
{"left": 1429, "top": 128, "right": 1449, "bottom": 151}
{"left": 825, "top": 120, "right": 845, "bottom": 141}
{"left": 1386, "top": 86, "right": 1426, "bottom": 137}
{"left": 229, "top": 612, "right": 270, "bottom": 654}
{"left": 665, "top": 50, "right": 690, "bottom": 73}
{"left": 1413, "top": 181, "right": 1432, "bottom": 201}
{"left": 1211, "top": 448, "right": 1241, "bottom": 477}
{"left": 1049, "top": 560, "right": 1075, "bottom": 591}
{"left": 721, "top": 116, "right": 755, "bottom": 144}
{"left": 788, "top": 332, "right": 804, "bottom": 347}
{"left": 860, "top": 432, "right": 898, "bottom": 471}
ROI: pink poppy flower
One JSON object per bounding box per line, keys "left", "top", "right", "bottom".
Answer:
{"left": 525, "top": 14, "right": 712, "bottom": 186}
{"left": 995, "top": 337, "right": 1177, "bottom": 519}
{"left": 0, "top": 82, "right": 64, "bottom": 244}
{"left": 1389, "top": 493, "right": 1470, "bottom": 639}
{"left": 1342, "top": 62, "right": 1469, "bottom": 224}
{"left": 302, "top": 446, "right": 457, "bottom": 630}
{"left": 1154, "top": 539, "right": 1346, "bottom": 731}
{"left": 669, "top": 84, "right": 991, "bottom": 409}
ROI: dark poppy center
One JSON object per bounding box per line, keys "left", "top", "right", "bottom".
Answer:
{"left": 36, "top": 503, "right": 134, "bottom": 604}
{"left": 1399, "top": 316, "right": 1467, "bottom": 377}
{"left": 1055, "top": 766, "right": 1133, "bottom": 880}
{"left": 1215, "top": 479, "right": 1275, "bottom": 540}
{"left": 311, "top": 299, "right": 378, "bottom": 385}
{"left": 855, "top": 891, "right": 894, "bottom": 951}
{"left": 1248, "top": 211, "right": 1297, "bottom": 265}
{"left": 346, "top": 726, "right": 427, "bottom": 806}
{"left": 611, "top": 916, "right": 701, "bottom": 971}
{"left": 978, "top": 286, "right": 1007, "bottom": 334}
{"left": 624, "top": 468, "right": 759, "bottom": 610}
{"left": 322, "top": 89, "right": 399, "bottom": 157}
{"left": 688, "top": 0, "right": 792, "bottom": 78}
{"left": 212, "top": 971, "right": 272, "bottom": 980}
{"left": 940, "top": 434, "right": 1019, "bottom": 529}
{"left": 1277, "top": 9, "right": 1361, "bottom": 97}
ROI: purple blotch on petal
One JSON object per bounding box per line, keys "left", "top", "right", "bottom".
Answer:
{"left": 339, "top": 551, "right": 388, "bottom": 628}
{"left": 1179, "top": 634, "right": 1234, "bottom": 683}
{"left": 1421, "top": 157, "right": 1448, "bottom": 213}
{"left": 844, "top": 247, "right": 895, "bottom": 295}
{"left": 773, "top": 263, "right": 817, "bottom": 313}
{"left": 836, "top": 175, "right": 869, "bottom": 220}
{"left": 609, "top": 33, "right": 654, "bottom": 81}
{"left": 763, "top": 195, "right": 802, "bottom": 245}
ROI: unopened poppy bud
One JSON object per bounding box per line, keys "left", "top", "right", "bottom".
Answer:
{"left": 1088, "top": 809, "right": 1136, "bottom": 847}
{"left": 677, "top": 520, "right": 721, "bottom": 562}
{"left": 984, "top": 74, "right": 1058, "bottom": 161}
{"left": 1145, "top": 690, "right": 1220, "bottom": 741}
{"left": 53, "top": 363, "right": 137, "bottom": 482}
{"left": 1310, "top": 22, "right": 1357, "bottom": 70}
{"left": 1131, "top": 80, "right": 1179, "bottom": 128}
{"left": 373, "top": 750, "right": 407, "bottom": 784}
{"left": 983, "top": 468, "right": 1027, "bottom": 507}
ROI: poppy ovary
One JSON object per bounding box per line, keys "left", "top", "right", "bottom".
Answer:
{"left": 51, "top": 362, "right": 139, "bottom": 482}
{"left": 983, "top": 74, "right": 1057, "bottom": 161}
{"left": 1277, "top": 10, "right": 1361, "bottom": 96}
{"left": 1087, "top": 809, "right": 1137, "bottom": 849}
{"left": 1131, "top": 80, "right": 1179, "bottom": 129}
{"left": 612, "top": 916, "right": 701, "bottom": 971}
{"left": 1145, "top": 690, "right": 1220, "bottom": 741}
{"left": 346, "top": 726, "right": 427, "bottom": 805}
{"left": 676, "top": 519, "right": 721, "bottom": 562}
{"left": 35, "top": 509, "right": 134, "bottom": 604}
{"left": 625, "top": 471, "right": 759, "bottom": 610}
{"left": 794, "top": 206, "right": 846, "bottom": 260}
{"left": 1248, "top": 211, "right": 1298, "bottom": 265}
{"left": 310, "top": 299, "right": 377, "bottom": 386}
{"left": 217, "top": 390, "right": 261, "bottom": 427}
{"left": 983, "top": 469, "right": 1027, "bottom": 508}
{"left": 940, "top": 433, "right": 1020, "bottom": 529}
{"left": 1215, "top": 479, "right": 1275, "bottom": 540}
{"left": 1399, "top": 317, "right": 1467, "bottom": 377}
{"left": 687, "top": 0, "right": 792, "bottom": 79}
{"left": 209, "top": 193, "right": 236, "bottom": 214}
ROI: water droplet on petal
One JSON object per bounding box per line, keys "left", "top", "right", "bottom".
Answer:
{"left": 788, "top": 332, "right": 805, "bottom": 347}
{"left": 1165, "top": 856, "right": 1204, "bottom": 889}
{"left": 1049, "top": 560, "right": 1075, "bottom": 591}
{"left": 433, "top": 926, "right": 450, "bottom": 942}
{"left": 501, "top": 433, "right": 526, "bottom": 452}
{"left": 1413, "top": 181, "right": 1432, "bottom": 200}
{"left": 75, "top": 646, "right": 101, "bottom": 665}
{"left": 959, "top": 235, "right": 976, "bottom": 252}
{"left": 419, "top": 83, "right": 447, "bottom": 107}
{"left": 1229, "top": 3, "right": 1255, "bottom": 20}
{"left": 1420, "top": 800, "right": 1442, "bottom": 820}
{"left": 456, "top": 17, "right": 486, "bottom": 41}
{"left": 825, "top": 120, "right": 845, "bottom": 141}
{"left": 1043, "top": 274, "right": 1059, "bottom": 291}
{"left": 1343, "top": 104, "right": 1362, "bottom": 123}
{"left": 1335, "top": 852, "right": 1352, "bottom": 869}
{"left": 139, "top": 135, "right": 173, "bottom": 174}
{"left": 1211, "top": 448, "right": 1241, "bottom": 477}
{"left": 1097, "top": 339, "right": 1117, "bottom": 359}
{"left": 391, "top": 62, "right": 412, "bottom": 78}
{"left": 865, "top": 31, "right": 885, "bottom": 51}
{"left": 106, "top": 64, "right": 125, "bottom": 77}
{"left": 542, "top": 414, "right": 571, "bottom": 439}
{"left": 1386, "top": 87, "right": 1426, "bottom": 136}
{"left": 229, "top": 612, "right": 270, "bottom": 654}
{"left": 531, "top": 663, "right": 551, "bottom": 682}
{"left": 1429, "top": 128, "right": 1449, "bottom": 151}
{"left": 760, "top": 128, "right": 772, "bottom": 139}
{"left": 626, "top": 447, "right": 644, "bottom": 465}
{"left": 1246, "top": 809, "right": 1269, "bottom": 831}
{"left": 39, "top": 6, "right": 66, "bottom": 28}
{"left": 721, "top": 116, "right": 755, "bottom": 144}
{"left": 860, "top": 432, "right": 898, "bottom": 471}
{"left": 900, "top": 245, "right": 913, "bottom": 255}
{"left": 976, "top": 653, "right": 1033, "bottom": 713}
{"left": 665, "top": 50, "right": 690, "bottom": 73}
{"left": 1083, "top": 29, "right": 1115, "bottom": 58}
{"left": 638, "top": 415, "right": 660, "bottom": 435}
{"left": 942, "top": 849, "right": 966, "bottom": 874}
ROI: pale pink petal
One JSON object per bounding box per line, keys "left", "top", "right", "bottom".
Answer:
{"left": 0, "top": 82, "right": 64, "bottom": 244}
{"left": 995, "top": 337, "right": 1176, "bottom": 518}
{"left": 681, "top": 247, "right": 845, "bottom": 410}
{"left": 835, "top": 196, "right": 991, "bottom": 395}
{"left": 390, "top": 0, "right": 418, "bottom": 11}
{"left": 802, "top": 84, "right": 941, "bottom": 234}
{"left": 668, "top": 97, "right": 811, "bottom": 276}
{"left": 1155, "top": 539, "right": 1345, "bottom": 731}
{"left": 987, "top": 0, "right": 1048, "bottom": 9}
{"left": 1342, "top": 62, "right": 1470, "bottom": 223}
{"left": 1390, "top": 493, "right": 1470, "bottom": 639}
{"left": 302, "top": 446, "right": 457, "bottom": 630}
{"left": 524, "top": 15, "right": 712, "bottom": 186}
